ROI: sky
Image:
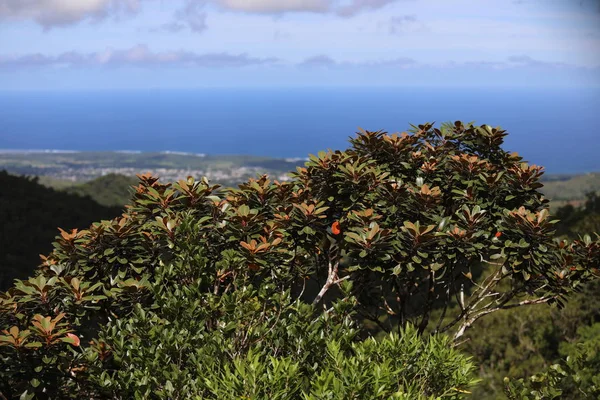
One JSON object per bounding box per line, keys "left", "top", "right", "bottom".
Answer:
{"left": 0, "top": 0, "right": 599, "bottom": 89}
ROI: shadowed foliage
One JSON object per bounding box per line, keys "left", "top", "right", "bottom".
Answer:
{"left": 0, "top": 171, "right": 122, "bottom": 291}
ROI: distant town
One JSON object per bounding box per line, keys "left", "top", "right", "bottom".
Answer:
{"left": 0, "top": 150, "right": 306, "bottom": 186}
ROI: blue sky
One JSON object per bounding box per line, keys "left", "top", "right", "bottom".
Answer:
{"left": 0, "top": 0, "right": 599, "bottom": 89}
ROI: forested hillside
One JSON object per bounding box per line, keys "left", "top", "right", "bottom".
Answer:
{"left": 64, "top": 174, "right": 138, "bottom": 207}
{"left": 0, "top": 171, "right": 122, "bottom": 290}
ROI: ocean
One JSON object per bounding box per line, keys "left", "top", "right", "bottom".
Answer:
{"left": 0, "top": 87, "right": 598, "bottom": 173}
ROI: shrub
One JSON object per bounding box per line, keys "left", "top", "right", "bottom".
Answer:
{"left": 1, "top": 121, "right": 598, "bottom": 398}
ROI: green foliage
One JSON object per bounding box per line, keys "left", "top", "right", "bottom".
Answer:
{"left": 65, "top": 173, "right": 138, "bottom": 207}
{"left": 554, "top": 192, "right": 600, "bottom": 238}
{"left": 1, "top": 122, "right": 599, "bottom": 398}
{"left": 463, "top": 196, "right": 600, "bottom": 399}
{"left": 462, "top": 280, "right": 600, "bottom": 399}
{"left": 503, "top": 323, "right": 600, "bottom": 399}
{"left": 82, "top": 253, "right": 476, "bottom": 399}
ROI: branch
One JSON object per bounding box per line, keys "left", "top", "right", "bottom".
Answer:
{"left": 433, "top": 285, "right": 451, "bottom": 334}
{"left": 393, "top": 278, "right": 407, "bottom": 329}
{"left": 417, "top": 270, "right": 435, "bottom": 335}
{"left": 452, "top": 295, "right": 556, "bottom": 342}
{"left": 312, "top": 259, "right": 340, "bottom": 305}
{"left": 441, "top": 265, "right": 504, "bottom": 335}
{"left": 498, "top": 295, "right": 556, "bottom": 310}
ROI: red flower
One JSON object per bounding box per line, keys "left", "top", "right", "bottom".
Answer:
{"left": 331, "top": 221, "right": 341, "bottom": 235}
{"left": 495, "top": 232, "right": 502, "bottom": 238}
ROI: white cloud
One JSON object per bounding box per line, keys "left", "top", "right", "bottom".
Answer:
{"left": 0, "top": 0, "right": 403, "bottom": 28}
{"left": 214, "top": 0, "right": 329, "bottom": 13}
{"left": 0, "top": 0, "right": 140, "bottom": 27}
{"left": 207, "top": 0, "right": 398, "bottom": 16}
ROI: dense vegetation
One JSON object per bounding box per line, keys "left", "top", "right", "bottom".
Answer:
{"left": 64, "top": 174, "right": 138, "bottom": 207}
{"left": 1, "top": 122, "right": 599, "bottom": 399}
{"left": 0, "top": 171, "right": 122, "bottom": 291}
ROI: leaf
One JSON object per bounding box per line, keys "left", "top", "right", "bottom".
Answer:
{"left": 438, "top": 217, "right": 450, "bottom": 231}
{"left": 61, "top": 333, "right": 80, "bottom": 347}
{"left": 70, "top": 277, "right": 80, "bottom": 291}
{"left": 345, "top": 232, "right": 363, "bottom": 242}
{"left": 166, "top": 219, "right": 177, "bottom": 231}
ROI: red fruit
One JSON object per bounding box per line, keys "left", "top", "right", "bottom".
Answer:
{"left": 248, "top": 263, "right": 260, "bottom": 271}
{"left": 331, "top": 221, "right": 341, "bottom": 235}
{"left": 495, "top": 232, "right": 502, "bottom": 238}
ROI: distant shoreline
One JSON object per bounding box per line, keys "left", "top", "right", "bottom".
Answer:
{"left": 0, "top": 149, "right": 309, "bottom": 162}
{"left": 0, "top": 149, "right": 595, "bottom": 175}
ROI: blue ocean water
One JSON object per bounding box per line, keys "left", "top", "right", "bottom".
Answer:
{"left": 0, "top": 87, "right": 598, "bottom": 173}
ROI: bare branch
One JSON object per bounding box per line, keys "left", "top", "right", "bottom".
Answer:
{"left": 417, "top": 270, "right": 435, "bottom": 334}
{"left": 453, "top": 295, "right": 556, "bottom": 342}
{"left": 312, "top": 259, "right": 340, "bottom": 305}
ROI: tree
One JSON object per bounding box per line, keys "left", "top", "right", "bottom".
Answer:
{"left": 1, "top": 121, "right": 598, "bottom": 398}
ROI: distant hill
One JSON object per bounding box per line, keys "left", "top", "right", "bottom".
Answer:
{"left": 0, "top": 171, "right": 122, "bottom": 290}
{"left": 65, "top": 173, "right": 138, "bottom": 207}
{"left": 540, "top": 172, "right": 600, "bottom": 206}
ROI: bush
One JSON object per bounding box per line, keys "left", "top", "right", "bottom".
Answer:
{"left": 1, "top": 121, "right": 599, "bottom": 398}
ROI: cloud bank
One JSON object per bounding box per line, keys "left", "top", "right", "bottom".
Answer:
{"left": 296, "top": 55, "right": 585, "bottom": 71}
{"left": 2, "top": 49, "right": 594, "bottom": 72}
{"left": 0, "top": 45, "right": 278, "bottom": 68}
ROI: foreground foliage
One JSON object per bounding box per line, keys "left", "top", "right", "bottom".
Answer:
{"left": 1, "top": 122, "right": 599, "bottom": 398}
